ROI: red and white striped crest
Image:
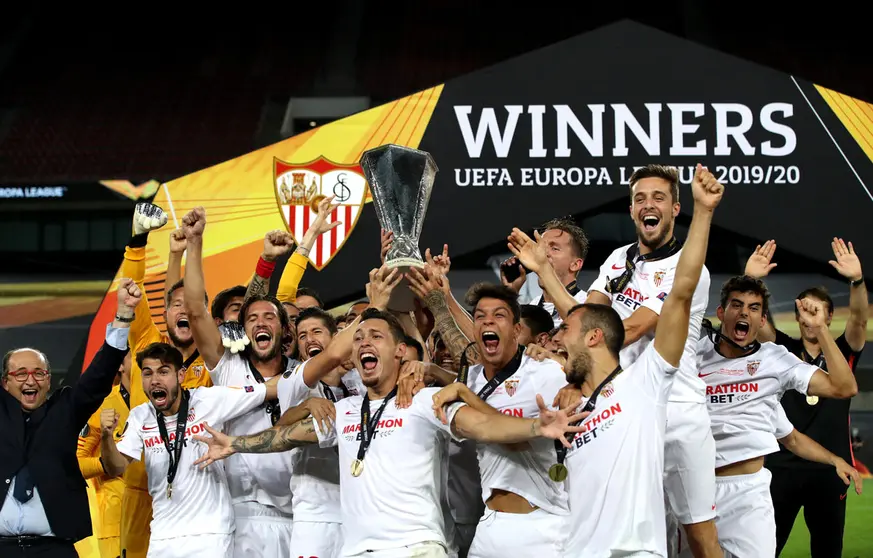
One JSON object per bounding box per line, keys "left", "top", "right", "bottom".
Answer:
{"left": 273, "top": 157, "right": 369, "bottom": 270}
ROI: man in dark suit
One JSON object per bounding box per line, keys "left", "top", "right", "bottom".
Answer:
{"left": 0, "top": 278, "right": 141, "bottom": 557}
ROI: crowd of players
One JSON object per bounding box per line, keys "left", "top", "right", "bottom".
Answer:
{"left": 68, "top": 163, "right": 868, "bottom": 558}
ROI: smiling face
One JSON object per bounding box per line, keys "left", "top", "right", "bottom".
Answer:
{"left": 353, "top": 318, "right": 406, "bottom": 390}
{"left": 550, "top": 324, "right": 569, "bottom": 359}
{"left": 473, "top": 297, "right": 521, "bottom": 368}
{"left": 537, "top": 229, "right": 583, "bottom": 285}
{"left": 3, "top": 349, "right": 51, "bottom": 411}
{"left": 141, "top": 357, "right": 184, "bottom": 413}
{"left": 297, "top": 316, "right": 335, "bottom": 361}
{"left": 630, "top": 177, "right": 679, "bottom": 251}
{"left": 243, "top": 300, "right": 284, "bottom": 362}
{"left": 165, "top": 287, "right": 194, "bottom": 348}
{"left": 717, "top": 291, "right": 766, "bottom": 346}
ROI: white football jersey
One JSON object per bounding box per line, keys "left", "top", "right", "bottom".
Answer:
{"left": 466, "top": 355, "right": 570, "bottom": 515}
{"left": 696, "top": 338, "right": 818, "bottom": 468}
{"left": 533, "top": 288, "right": 588, "bottom": 327}
{"left": 277, "top": 360, "right": 364, "bottom": 523}
{"left": 316, "top": 387, "right": 464, "bottom": 556}
{"left": 564, "top": 344, "right": 676, "bottom": 557}
{"left": 116, "top": 385, "right": 267, "bottom": 540}
{"left": 588, "top": 243, "right": 710, "bottom": 403}
{"left": 208, "top": 350, "right": 295, "bottom": 513}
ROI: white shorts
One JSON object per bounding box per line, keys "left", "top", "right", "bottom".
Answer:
{"left": 664, "top": 401, "right": 717, "bottom": 524}
{"left": 468, "top": 509, "right": 565, "bottom": 558}
{"left": 452, "top": 523, "right": 476, "bottom": 558}
{"left": 711, "top": 468, "right": 775, "bottom": 558}
{"left": 347, "top": 541, "right": 447, "bottom": 557}
{"left": 232, "top": 502, "right": 293, "bottom": 558}
{"left": 147, "top": 533, "right": 232, "bottom": 558}
{"left": 291, "top": 520, "right": 343, "bottom": 558}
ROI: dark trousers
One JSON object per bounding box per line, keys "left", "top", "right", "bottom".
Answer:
{"left": 770, "top": 466, "right": 848, "bottom": 557}
{"left": 0, "top": 537, "right": 77, "bottom": 558}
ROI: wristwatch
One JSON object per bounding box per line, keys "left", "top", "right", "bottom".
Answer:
{"left": 850, "top": 277, "right": 865, "bottom": 287}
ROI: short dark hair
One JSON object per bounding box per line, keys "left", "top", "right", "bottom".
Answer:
{"left": 295, "top": 287, "right": 323, "bottom": 308}
{"left": 3, "top": 348, "right": 50, "bottom": 375}
{"left": 629, "top": 164, "right": 680, "bottom": 204}
{"left": 295, "top": 306, "right": 338, "bottom": 335}
{"left": 719, "top": 275, "right": 771, "bottom": 317}
{"left": 211, "top": 285, "right": 247, "bottom": 321}
{"left": 359, "top": 308, "right": 406, "bottom": 344}
{"left": 166, "top": 279, "right": 208, "bottom": 306}
{"left": 795, "top": 286, "right": 834, "bottom": 317}
{"left": 567, "top": 303, "right": 625, "bottom": 357}
{"left": 539, "top": 216, "right": 590, "bottom": 260}
{"left": 520, "top": 304, "right": 554, "bottom": 337}
{"left": 465, "top": 283, "right": 521, "bottom": 323}
{"left": 239, "top": 294, "right": 291, "bottom": 334}
{"left": 136, "top": 342, "right": 183, "bottom": 371}
{"left": 403, "top": 335, "right": 424, "bottom": 361}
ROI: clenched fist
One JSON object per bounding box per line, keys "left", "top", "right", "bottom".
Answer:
{"left": 262, "top": 230, "right": 295, "bottom": 262}
{"left": 182, "top": 207, "right": 206, "bottom": 239}
{"left": 132, "top": 203, "right": 168, "bottom": 235}
{"left": 116, "top": 278, "right": 142, "bottom": 318}
{"left": 691, "top": 164, "right": 724, "bottom": 211}
{"left": 100, "top": 409, "right": 119, "bottom": 437}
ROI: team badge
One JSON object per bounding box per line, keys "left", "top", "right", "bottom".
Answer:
{"left": 601, "top": 382, "right": 615, "bottom": 398}
{"left": 504, "top": 379, "right": 520, "bottom": 397}
{"left": 657, "top": 291, "right": 668, "bottom": 302}
{"left": 747, "top": 361, "right": 760, "bottom": 376}
{"left": 653, "top": 271, "right": 665, "bottom": 287}
{"left": 274, "top": 156, "right": 369, "bottom": 270}
{"left": 187, "top": 409, "right": 196, "bottom": 422}
{"left": 190, "top": 365, "right": 204, "bottom": 378}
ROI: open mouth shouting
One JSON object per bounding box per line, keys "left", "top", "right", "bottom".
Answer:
{"left": 641, "top": 213, "right": 660, "bottom": 233}
{"left": 733, "top": 320, "right": 751, "bottom": 343}
{"left": 253, "top": 329, "right": 273, "bottom": 351}
{"left": 359, "top": 350, "right": 379, "bottom": 372}
{"left": 151, "top": 388, "right": 169, "bottom": 408}
{"left": 306, "top": 343, "right": 324, "bottom": 359}
{"left": 21, "top": 388, "right": 39, "bottom": 405}
{"left": 175, "top": 317, "right": 191, "bottom": 334}
{"left": 481, "top": 331, "right": 500, "bottom": 356}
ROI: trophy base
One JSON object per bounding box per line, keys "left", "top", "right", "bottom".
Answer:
{"left": 384, "top": 258, "right": 424, "bottom": 313}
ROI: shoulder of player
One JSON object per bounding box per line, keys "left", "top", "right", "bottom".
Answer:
{"left": 603, "top": 244, "right": 635, "bottom": 266}
{"left": 211, "top": 349, "right": 248, "bottom": 374}
{"left": 335, "top": 394, "right": 362, "bottom": 412}
{"left": 128, "top": 401, "right": 153, "bottom": 423}
{"left": 520, "top": 354, "right": 564, "bottom": 376}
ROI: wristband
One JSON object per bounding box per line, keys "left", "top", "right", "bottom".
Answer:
{"left": 850, "top": 277, "right": 865, "bottom": 287}
{"left": 128, "top": 232, "right": 149, "bottom": 248}
{"left": 256, "top": 256, "right": 276, "bottom": 279}
{"left": 296, "top": 246, "right": 310, "bottom": 256}
{"left": 115, "top": 314, "right": 135, "bottom": 323}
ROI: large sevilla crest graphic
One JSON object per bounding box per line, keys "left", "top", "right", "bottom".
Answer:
{"left": 273, "top": 157, "right": 369, "bottom": 270}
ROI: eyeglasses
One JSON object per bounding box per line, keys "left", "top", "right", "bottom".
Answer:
{"left": 7, "top": 369, "right": 50, "bottom": 382}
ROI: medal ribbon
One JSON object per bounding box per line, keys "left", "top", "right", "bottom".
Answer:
{"left": 181, "top": 349, "right": 200, "bottom": 372}
{"left": 355, "top": 387, "right": 399, "bottom": 465}
{"left": 475, "top": 346, "right": 525, "bottom": 401}
{"left": 554, "top": 365, "right": 622, "bottom": 466}
{"left": 155, "top": 389, "right": 190, "bottom": 494}
{"left": 321, "top": 380, "right": 351, "bottom": 403}
{"left": 246, "top": 357, "right": 287, "bottom": 426}
{"left": 538, "top": 281, "right": 580, "bottom": 319}
{"left": 456, "top": 341, "right": 479, "bottom": 386}
{"left": 702, "top": 319, "right": 760, "bottom": 356}
{"left": 606, "top": 237, "right": 681, "bottom": 295}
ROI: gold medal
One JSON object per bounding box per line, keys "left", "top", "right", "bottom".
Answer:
{"left": 351, "top": 459, "right": 364, "bottom": 477}
{"left": 548, "top": 463, "right": 568, "bottom": 482}
{"left": 166, "top": 483, "right": 173, "bottom": 499}
{"left": 806, "top": 395, "right": 819, "bottom": 406}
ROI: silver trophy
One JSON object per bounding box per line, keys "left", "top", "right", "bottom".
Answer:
{"left": 361, "top": 144, "right": 438, "bottom": 312}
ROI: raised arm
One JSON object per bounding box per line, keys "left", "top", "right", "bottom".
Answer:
{"left": 744, "top": 240, "right": 779, "bottom": 343}
{"left": 180, "top": 207, "right": 225, "bottom": 369}
{"left": 828, "top": 238, "right": 868, "bottom": 352}
{"left": 408, "top": 265, "right": 480, "bottom": 368}
{"left": 72, "top": 280, "right": 138, "bottom": 428}
{"left": 508, "top": 230, "right": 578, "bottom": 321}
{"left": 246, "top": 230, "right": 295, "bottom": 301}
{"left": 99, "top": 409, "right": 134, "bottom": 478}
{"left": 799, "top": 298, "right": 858, "bottom": 399}
{"left": 653, "top": 164, "right": 722, "bottom": 367}
{"left": 123, "top": 204, "right": 168, "bottom": 351}
{"left": 165, "top": 228, "right": 186, "bottom": 301}
{"left": 276, "top": 196, "right": 341, "bottom": 304}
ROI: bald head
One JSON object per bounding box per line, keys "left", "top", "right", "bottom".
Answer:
{"left": 3, "top": 347, "right": 52, "bottom": 411}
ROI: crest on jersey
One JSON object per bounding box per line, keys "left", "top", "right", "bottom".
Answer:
{"left": 504, "top": 378, "right": 520, "bottom": 397}
{"left": 190, "top": 365, "right": 204, "bottom": 378}
{"left": 747, "top": 360, "right": 760, "bottom": 376}
{"left": 653, "top": 271, "right": 666, "bottom": 287}
{"left": 187, "top": 409, "right": 196, "bottom": 422}
{"left": 601, "top": 382, "right": 615, "bottom": 398}
{"left": 274, "top": 156, "right": 369, "bottom": 270}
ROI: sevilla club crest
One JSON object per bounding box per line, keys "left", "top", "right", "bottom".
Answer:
{"left": 747, "top": 361, "right": 760, "bottom": 376}
{"left": 274, "top": 157, "right": 369, "bottom": 270}
{"left": 653, "top": 271, "right": 665, "bottom": 287}
{"left": 504, "top": 379, "right": 520, "bottom": 397}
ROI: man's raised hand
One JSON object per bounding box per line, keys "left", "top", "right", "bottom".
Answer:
{"left": 535, "top": 394, "right": 589, "bottom": 448}
{"left": 829, "top": 238, "right": 863, "bottom": 283}
{"left": 310, "top": 196, "right": 342, "bottom": 238}
{"left": 116, "top": 278, "right": 142, "bottom": 317}
{"left": 181, "top": 207, "right": 206, "bottom": 239}
{"left": 192, "top": 423, "right": 235, "bottom": 469}
{"left": 745, "top": 240, "right": 777, "bottom": 279}
{"left": 366, "top": 265, "right": 403, "bottom": 310}
{"left": 169, "top": 229, "right": 187, "bottom": 254}
{"left": 507, "top": 228, "right": 549, "bottom": 274}
{"left": 691, "top": 164, "right": 724, "bottom": 211}
{"left": 263, "top": 230, "right": 295, "bottom": 262}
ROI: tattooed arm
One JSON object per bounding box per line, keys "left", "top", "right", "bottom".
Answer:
{"left": 425, "top": 287, "right": 480, "bottom": 368}
{"left": 193, "top": 418, "right": 319, "bottom": 468}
